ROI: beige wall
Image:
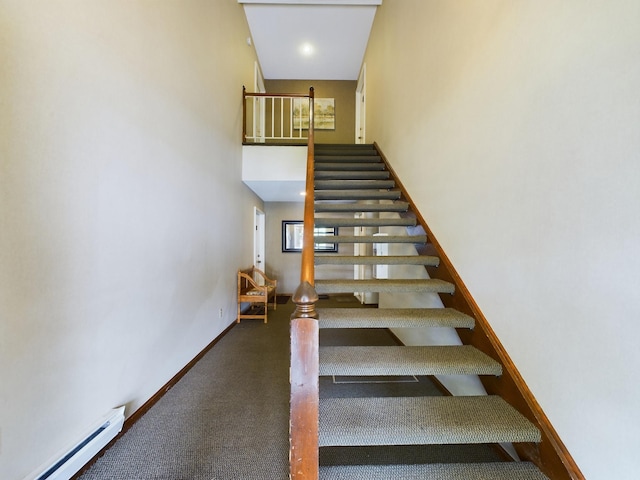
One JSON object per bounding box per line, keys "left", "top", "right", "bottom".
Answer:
{"left": 0, "top": 1, "right": 261, "bottom": 478}
{"left": 265, "top": 80, "right": 357, "bottom": 144}
{"left": 265, "top": 203, "right": 304, "bottom": 294}
{"left": 364, "top": 1, "right": 640, "bottom": 479}
{"left": 265, "top": 202, "right": 353, "bottom": 294}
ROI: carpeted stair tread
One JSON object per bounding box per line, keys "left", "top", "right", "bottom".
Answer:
{"left": 315, "top": 162, "right": 386, "bottom": 171}
{"left": 316, "top": 142, "right": 375, "bottom": 147}
{"left": 315, "top": 255, "right": 436, "bottom": 266}
{"left": 317, "top": 307, "right": 474, "bottom": 329}
{"left": 315, "top": 170, "right": 390, "bottom": 180}
{"left": 319, "top": 345, "right": 502, "bottom": 376}
{"left": 315, "top": 155, "right": 382, "bottom": 163}
{"left": 314, "top": 147, "right": 381, "bottom": 161}
{"left": 318, "top": 462, "right": 549, "bottom": 480}
{"left": 315, "top": 179, "right": 395, "bottom": 190}
{"left": 315, "top": 279, "right": 455, "bottom": 294}
{"left": 316, "top": 147, "right": 376, "bottom": 152}
{"left": 316, "top": 144, "right": 376, "bottom": 150}
{"left": 319, "top": 395, "right": 541, "bottom": 446}
{"left": 314, "top": 234, "right": 426, "bottom": 244}
{"left": 315, "top": 147, "right": 376, "bottom": 155}
{"left": 314, "top": 217, "right": 416, "bottom": 228}
{"left": 315, "top": 201, "right": 409, "bottom": 213}
{"left": 315, "top": 189, "right": 401, "bottom": 201}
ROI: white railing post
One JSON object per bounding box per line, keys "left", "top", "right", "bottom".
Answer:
{"left": 243, "top": 90, "right": 312, "bottom": 142}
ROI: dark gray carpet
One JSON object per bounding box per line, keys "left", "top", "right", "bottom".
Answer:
{"left": 79, "top": 301, "right": 293, "bottom": 480}
{"left": 79, "top": 294, "right": 507, "bottom": 479}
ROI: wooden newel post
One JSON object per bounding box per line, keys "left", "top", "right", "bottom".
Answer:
{"left": 242, "top": 85, "right": 247, "bottom": 144}
{"left": 290, "top": 281, "right": 319, "bottom": 479}
{"left": 291, "top": 281, "right": 319, "bottom": 320}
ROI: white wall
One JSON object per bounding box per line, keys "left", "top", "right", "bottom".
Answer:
{"left": 242, "top": 145, "right": 307, "bottom": 202}
{"left": 0, "top": 1, "right": 262, "bottom": 478}
{"left": 364, "top": 1, "right": 640, "bottom": 479}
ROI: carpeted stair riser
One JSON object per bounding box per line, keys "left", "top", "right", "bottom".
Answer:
{"left": 316, "top": 144, "right": 376, "bottom": 150}
{"left": 319, "top": 396, "right": 541, "bottom": 447}
{"left": 315, "top": 145, "right": 376, "bottom": 155}
{"left": 315, "top": 189, "right": 401, "bottom": 201}
{"left": 314, "top": 234, "right": 426, "bottom": 244}
{"left": 315, "top": 148, "right": 376, "bottom": 157}
{"left": 313, "top": 150, "right": 380, "bottom": 157}
{"left": 315, "top": 279, "right": 455, "bottom": 295}
{"left": 315, "top": 255, "right": 437, "bottom": 266}
{"left": 314, "top": 217, "right": 416, "bottom": 228}
{"left": 316, "top": 308, "right": 475, "bottom": 329}
{"left": 315, "top": 202, "right": 409, "bottom": 213}
{"left": 315, "top": 170, "right": 390, "bottom": 180}
{"left": 315, "top": 162, "right": 386, "bottom": 171}
{"left": 318, "top": 462, "right": 550, "bottom": 480}
{"left": 315, "top": 179, "right": 395, "bottom": 190}
{"left": 315, "top": 155, "right": 382, "bottom": 163}
{"left": 319, "top": 345, "right": 503, "bottom": 377}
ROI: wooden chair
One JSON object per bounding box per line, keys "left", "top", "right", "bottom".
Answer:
{"left": 237, "top": 266, "right": 277, "bottom": 323}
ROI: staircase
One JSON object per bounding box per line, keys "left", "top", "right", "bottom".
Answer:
{"left": 311, "top": 144, "right": 549, "bottom": 479}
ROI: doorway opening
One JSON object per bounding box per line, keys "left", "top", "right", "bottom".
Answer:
{"left": 254, "top": 207, "right": 266, "bottom": 284}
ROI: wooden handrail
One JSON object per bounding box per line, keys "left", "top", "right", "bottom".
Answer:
{"left": 244, "top": 92, "right": 312, "bottom": 98}
{"left": 300, "top": 87, "right": 315, "bottom": 286}
{"left": 290, "top": 87, "right": 320, "bottom": 480}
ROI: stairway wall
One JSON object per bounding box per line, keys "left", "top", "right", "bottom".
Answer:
{"left": 0, "top": 1, "right": 261, "bottom": 478}
{"left": 363, "top": 1, "right": 640, "bottom": 479}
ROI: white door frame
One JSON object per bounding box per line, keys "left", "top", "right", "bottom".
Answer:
{"left": 355, "top": 63, "right": 366, "bottom": 144}
{"left": 254, "top": 207, "right": 266, "bottom": 284}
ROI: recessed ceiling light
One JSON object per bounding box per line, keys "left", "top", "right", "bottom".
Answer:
{"left": 300, "top": 43, "right": 314, "bottom": 56}
{"left": 300, "top": 191, "right": 307, "bottom": 196}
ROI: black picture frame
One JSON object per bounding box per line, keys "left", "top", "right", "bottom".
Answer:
{"left": 282, "top": 221, "right": 338, "bottom": 253}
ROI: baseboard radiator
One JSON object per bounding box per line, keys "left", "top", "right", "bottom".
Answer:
{"left": 26, "top": 407, "right": 125, "bottom": 480}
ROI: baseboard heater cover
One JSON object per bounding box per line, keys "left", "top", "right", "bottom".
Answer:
{"left": 26, "top": 406, "right": 125, "bottom": 480}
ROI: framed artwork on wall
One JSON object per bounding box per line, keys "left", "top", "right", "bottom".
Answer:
{"left": 293, "top": 98, "right": 335, "bottom": 130}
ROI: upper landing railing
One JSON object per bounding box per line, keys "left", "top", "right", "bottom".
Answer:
{"left": 243, "top": 86, "right": 312, "bottom": 143}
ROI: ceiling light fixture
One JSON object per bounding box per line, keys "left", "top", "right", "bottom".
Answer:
{"left": 300, "top": 42, "right": 314, "bottom": 56}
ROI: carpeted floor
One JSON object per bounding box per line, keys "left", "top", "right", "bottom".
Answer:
{"left": 79, "top": 295, "right": 504, "bottom": 479}
{"left": 79, "top": 300, "right": 293, "bottom": 480}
